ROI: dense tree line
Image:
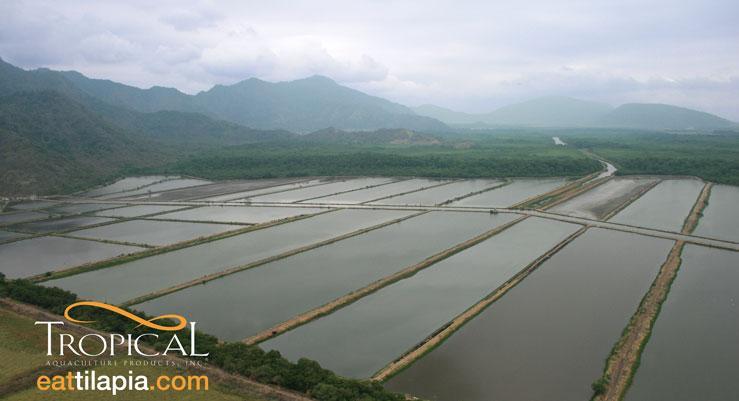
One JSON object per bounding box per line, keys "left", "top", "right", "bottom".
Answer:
{"left": 0, "top": 274, "right": 403, "bottom": 401}
{"left": 157, "top": 142, "right": 601, "bottom": 180}
{"left": 564, "top": 131, "right": 739, "bottom": 185}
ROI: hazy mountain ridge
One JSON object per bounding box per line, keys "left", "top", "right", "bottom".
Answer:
{"left": 414, "top": 97, "right": 737, "bottom": 130}
{"left": 1, "top": 59, "right": 448, "bottom": 132}
{"left": 191, "top": 75, "right": 448, "bottom": 132}
{"left": 598, "top": 103, "right": 737, "bottom": 130}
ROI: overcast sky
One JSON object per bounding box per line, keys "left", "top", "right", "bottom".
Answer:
{"left": 1, "top": 0, "right": 738, "bottom": 119}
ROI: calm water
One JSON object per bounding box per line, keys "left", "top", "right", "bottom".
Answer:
{"left": 15, "top": 216, "right": 115, "bottom": 233}
{"left": 71, "top": 220, "right": 239, "bottom": 246}
{"left": 263, "top": 218, "right": 581, "bottom": 378}
{"left": 50, "top": 203, "right": 124, "bottom": 215}
{"left": 0, "top": 231, "right": 29, "bottom": 242}
{"left": 386, "top": 229, "right": 673, "bottom": 400}
{"left": 370, "top": 179, "right": 502, "bottom": 206}
{"left": 139, "top": 179, "right": 307, "bottom": 202}
{"left": 693, "top": 184, "right": 739, "bottom": 241}
{"left": 610, "top": 179, "right": 703, "bottom": 232}
{"left": 46, "top": 209, "right": 413, "bottom": 304}
{"left": 8, "top": 200, "right": 59, "bottom": 211}
{"left": 201, "top": 179, "right": 327, "bottom": 202}
{"left": 98, "top": 178, "right": 211, "bottom": 200}
{"left": 83, "top": 176, "right": 175, "bottom": 197}
{"left": 94, "top": 205, "right": 187, "bottom": 218}
{"left": 625, "top": 245, "right": 739, "bottom": 401}
{"left": 449, "top": 178, "right": 566, "bottom": 207}
{"left": 307, "top": 179, "right": 445, "bottom": 204}
{"left": 551, "top": 178, "right": 657, "bottom": 219}
{"left": 0, "top": 211, "right": 49, "bottom": 226}
{"left": 251, "top": 178, "right": 394, "bottom": 202}
{"left": 154, "top": 206, "right": 325, "bottom": 224}
{"left": 136, "top": 212, "right": 518, "bottom": 340}
{"left": 0, "top": 237, "right": 144, "bottom": 278}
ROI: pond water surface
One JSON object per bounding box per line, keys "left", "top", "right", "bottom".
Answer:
{"left": 263, "top": 217, "right": 581, "bottom": 378}
{"left": 386, "top": 228, "right": 673, "bottom": 401}
{"left": 625, "top": 245, "right": 739, "bottom": 401}
{"left": 136, "top": 212, "right": 518, "bottom": 340}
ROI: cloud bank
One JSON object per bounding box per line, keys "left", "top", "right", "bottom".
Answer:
{"left": 1, "top": 0, "right": 737, "bottom": 119}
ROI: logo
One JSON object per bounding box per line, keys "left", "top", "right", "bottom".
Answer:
{"left": 36, "top": 301, "right": 208, "bottom": 357}
{"left": 34, "top": 301, "right": 210, "bottom": 395}
{"left": 64, "top": 301, "right": 187, "bottom": 331}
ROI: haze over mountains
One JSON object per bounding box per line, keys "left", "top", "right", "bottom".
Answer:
{"left": 55, "top": 64, "right": 447, "bottom": 133}
{"left": 413, "top": 97, "right": 737, "bottom": 130}
{"left": 0, "top": 57, "right": 737, "bottom": 195}
{"left": 1, "top": 58, "right": 736, "bottom": 134}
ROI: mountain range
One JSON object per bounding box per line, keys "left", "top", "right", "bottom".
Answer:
{"left": 57, "top": 66, "right": 447, "bottom": 133}
{"left": 1, "top": 57, "right": 737, "bottom": 195}
{"left": 413, "top": 96, "right": 737, "bottom": 130}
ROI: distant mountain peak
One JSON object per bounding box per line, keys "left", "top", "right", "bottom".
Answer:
{"left": 297, "top": 74, "right": 337, "bottom": 84}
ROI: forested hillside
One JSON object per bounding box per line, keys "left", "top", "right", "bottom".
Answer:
{"left": 0, "top": 91, "right": 161, "bottom": 195}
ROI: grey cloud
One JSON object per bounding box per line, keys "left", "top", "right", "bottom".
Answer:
{"left": 0, "top": 0, "right": 737, "bottom": 119}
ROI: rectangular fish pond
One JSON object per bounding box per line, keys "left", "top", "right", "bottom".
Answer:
{"left": 385, "top": 228, "right": 673, "bottom": 401}
{"left": 261, "top": 217, "right": 582, "bottom": 378}
{"left": 44, "top": 209, "right": 414, "bottom": 304}
{"left": 134, "top": 211, "right": 519, "bottom": 340}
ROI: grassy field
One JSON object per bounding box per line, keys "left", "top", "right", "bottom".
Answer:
{"left": 0, "top": 308, "right": 50, "bottom": 381}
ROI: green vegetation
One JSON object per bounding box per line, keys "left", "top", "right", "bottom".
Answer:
{"left": 563, "top": 130, "right": 739, "bottom": 185}
{"left": 591, "top": 375, "right": 609, "bottom": 396}
{"left": 0, "top": 274, "right": 404, "bottom": 401}
{"left": 0, "top": 308, "right": 51, "bottom": 381}
{"left": 156, "top": 134, "right": 600, "bottom": 180}
{"left": 0, "top": 91, "right": 161, "bottom": 195}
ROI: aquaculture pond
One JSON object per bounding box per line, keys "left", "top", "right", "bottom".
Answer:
{"left": 48, "top": 203, "right": 123, "bottom": 215}
{"left": 449, "top": 178, "right": 566, "bottom": 207}
{"left": 154, "top": 206, "right": 325, "bottom": 224}
{"left": 0, "top": 211, "right": 51, "bottom": 226}
{"left": 386, "top": 229, "right": 673, "bottom": 401}
{"left": 8, "top": 200, "right": 59, "bottom": 211}
{"left": 625, "top": 245, "right": 739, "bottom": 401}
{"left": 0, "top": 236, "right": 144, "bottom": 279}
{"left": 262, "top": 217, "right": 581, "bottom": 378}
{"left": 71, "top": 220, "right": 239, "bottom": 246}
{"left": 94, "top": 205, "right": 187, "bottom": 218}
{"left": 200, "top": 179, "right": 326, "bottom": 202}
{"left": 135, "top": 212, "right": 518, "bottom": 340}
{"left": 609, "top": 179, "right": 703, "bottom": 232}
{"left": 138, "top": 179, "right": 304, "bottom": 202}
{"left": 551, "top": 177, "right": 658, "bottom": 220}
{"left": 0, "top": 231, "right": 28, "bottom": 242}
{"left": 250, "top": 178, "right": 395, "bottom": 203}
{"left": 307, "top": 179, "right": 447, "bottom": 204}
{"left": 97, "top": 178, "right": 211, "bottom": 200}
{"left": 14, "top": 216, "right": 115, "bottom": 233}
{"left": 82, "top": 176, "right": 175, "bottom": 197}
{"left": 370, "top": 179, "right": 502, "bottom": 206}
{"left": 46, "top": 209, "right": 413, "bottom": 304}
{"left": 693, "top": 184, "right": 739, "bottom": 241}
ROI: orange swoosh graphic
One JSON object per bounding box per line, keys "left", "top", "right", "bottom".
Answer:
{"left": 64, "top": 301, "right": 187, "bottom": 332}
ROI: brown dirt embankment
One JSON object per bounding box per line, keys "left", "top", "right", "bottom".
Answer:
{"left": 243, "top": 215, "right": 528, "bottom": 345}
{"left": 594, "top": 181, "right": 712, "bottom": 401}
{"left": 372, "top": 225, "right": 588, "bottom": 382}
{"left": 121, "top": 211, "right": 426, "bottom": 307}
